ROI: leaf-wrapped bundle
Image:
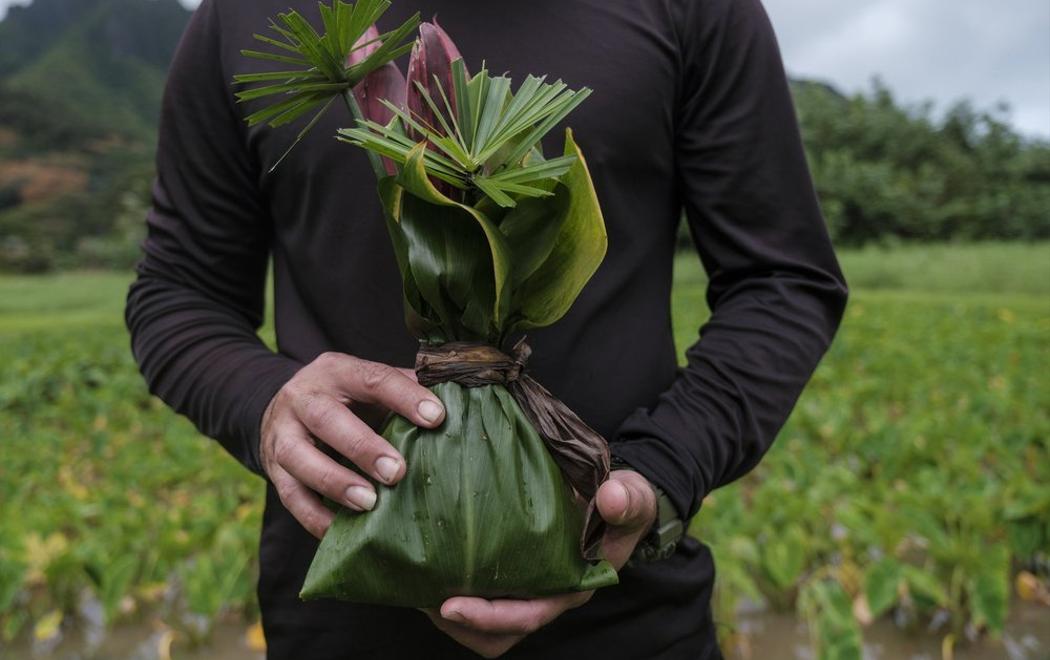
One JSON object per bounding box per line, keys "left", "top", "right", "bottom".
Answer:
{"left": 303, "top": 129, "right": 617, "bottom": 605}
{"left": 234, "top": 4, "right": 615, "bottom": 606}
{"left": 301, "top": 381, "right": 617, "bottom": 606}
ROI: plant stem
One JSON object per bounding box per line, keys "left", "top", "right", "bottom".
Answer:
{"left": 342, "top": 90, "right": 388, "bottom": 182}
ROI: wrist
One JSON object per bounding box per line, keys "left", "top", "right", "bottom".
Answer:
{"left": 610, "top": 455, "right": 686, "bottom": 565}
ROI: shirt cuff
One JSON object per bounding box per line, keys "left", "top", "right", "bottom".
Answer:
{"left": 609, "top": 428, "right": 707, "bottom": 522}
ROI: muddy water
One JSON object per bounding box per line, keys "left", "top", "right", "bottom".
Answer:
{"left": 1, "top": 622, "right": 262, "bottom": 660}
{"left": 4, "top": 602, "right": 1048, "bottom": 659}
{"left": 729, "top": 600, "right": 1049, "bottom": 660}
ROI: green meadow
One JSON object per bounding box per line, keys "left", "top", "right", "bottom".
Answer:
{"left": 1, "top": 242, "right": 1047, "bottom": 657}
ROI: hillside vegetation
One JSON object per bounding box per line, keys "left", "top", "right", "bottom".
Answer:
{"left": 0, "top": 0, "right": 189, "bottom": 273}
{"left": 0, "top": 0, "right": 189, "bottom": 140}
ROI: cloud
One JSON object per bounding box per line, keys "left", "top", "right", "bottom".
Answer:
{"left": 762, "top": 0, "right": 1050, "bottom": 138}
{"left": 0, "top": 0, "right": 30, "bottom": 20}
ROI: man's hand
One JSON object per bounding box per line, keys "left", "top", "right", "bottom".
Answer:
{"left": 423, "top": 469, "right": 658, "bottom": 658}
{"left": 260, "top": 352, "right": 445, "bottom": 538}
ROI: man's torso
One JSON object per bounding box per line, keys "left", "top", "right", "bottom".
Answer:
{"left": 214, "top": 1, "right": 719, "bottom": 656}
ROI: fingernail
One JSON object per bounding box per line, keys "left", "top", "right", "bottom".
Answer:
{"left": 418, "top": 399, "right": 444, "bottom": 423}
{"left": 374, "top": 456, "right": 402, "bottom": 484}
{"left": 443, "top": 608, "right": 465, "bottom": 623}
{"left": 346, "top": 486, "right": 377, "bottom": 511}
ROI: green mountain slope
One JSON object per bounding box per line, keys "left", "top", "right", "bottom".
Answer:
{"left": 0, "top": 0, "right": 191, "bottom": 272}
{"left": 0, "top": 0, "right": 96, "bottom": 76}
{"left": 0, "top": 0, "right": 191, "bottom": 143}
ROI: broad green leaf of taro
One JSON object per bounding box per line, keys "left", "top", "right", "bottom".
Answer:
{"left": 505, "top": 128, "right": 607, "bottom": 333}
{"left": 864, "top": 557, "right": 902, "bottom": 618}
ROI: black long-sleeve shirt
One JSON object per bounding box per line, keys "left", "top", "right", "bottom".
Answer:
{"left": 126, "top": 0, "right": 847, "bottom": 657}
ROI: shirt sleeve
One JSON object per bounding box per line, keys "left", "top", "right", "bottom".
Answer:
{"left": 610, "top": 0, "right": 849, "bottom": 520}
{"left": 125, "top": 0, "right": 303, "bottom": 475}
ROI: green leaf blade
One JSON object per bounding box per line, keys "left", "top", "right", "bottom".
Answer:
{"left": 509, "top": 128, "right": 607, "bottom": 332}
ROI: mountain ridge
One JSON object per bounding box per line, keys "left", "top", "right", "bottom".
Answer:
{"left": 0, "top": 0, "right": 192, "bottom": 143}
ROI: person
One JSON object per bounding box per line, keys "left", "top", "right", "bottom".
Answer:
{"left": 125, "top": 0, "right": 847, "bottom": 657}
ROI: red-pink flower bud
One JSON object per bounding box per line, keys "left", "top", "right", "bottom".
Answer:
{"left": 405, "top": 20, "right": 465, "bottom": 142}
{"left": 349, "top": 26, "right": 407, "bottom": 175}
{"left": 348, "top": 25, "right": 382, "bottom": 65}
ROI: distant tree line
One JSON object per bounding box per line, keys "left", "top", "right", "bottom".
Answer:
{"left": 798, "top": 79, "right": 1050, "bottom": 245}
{"left": 679, "top": 80, "right": 1050, "bottom": 250}
{"left": 2, "top": 78, "right": 1049, "bottom": 272}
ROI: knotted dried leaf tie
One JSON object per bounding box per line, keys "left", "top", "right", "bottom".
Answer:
{"left": 415, "top": 339, "right": 611, "bottom": 561}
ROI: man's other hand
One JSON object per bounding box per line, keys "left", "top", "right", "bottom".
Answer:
{"left": 423, "top": 469, "right": 658, "bottom": 658}
{"left": 259, "top": 352, "right": 446, "bottom": 538}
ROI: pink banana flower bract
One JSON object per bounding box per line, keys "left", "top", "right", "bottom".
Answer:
{"left": 405, "top": 20, "right": 466, "bottom": 195}
{"left": 406, "top": 21, "right": 466, "bottom": 141}
{"left": 349, "top": 26, "right": 407, "bottom": 175}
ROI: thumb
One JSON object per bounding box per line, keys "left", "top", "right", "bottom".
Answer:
{"left": 596, "top": 471, "right": 656, "bottom": 531}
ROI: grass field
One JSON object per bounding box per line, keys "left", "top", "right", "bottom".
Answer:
{"left": 1, "top": 243, "right": 1048, "bottom": 658}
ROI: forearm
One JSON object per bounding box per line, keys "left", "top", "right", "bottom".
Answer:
{"left": 611, "top": 0, "right": 849, "bottom": 521}
{"left": 126, "top": 268, "right": 302, "bottom": 474}
{"left": 123, "top": 0, "right": 308, "bottom": 474}
{"left": 611, "top": 267, "right": 847, "bottom": 520}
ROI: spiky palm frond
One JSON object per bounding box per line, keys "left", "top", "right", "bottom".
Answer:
{"left": 232, "top": 0, "right": 420, "bottom": 167}
{"left": 339, "top": 59, "right": 591, "bottom": 207}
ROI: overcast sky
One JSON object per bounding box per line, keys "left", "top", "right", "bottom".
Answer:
{"left": 1, "top": 0, "right": 1047, "bottom": 138}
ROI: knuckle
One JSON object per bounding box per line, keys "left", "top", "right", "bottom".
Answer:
{"left": 315, "top": 466, "right": 344, "bottom": 496}
{"left": 315, "top": 351, "right": 342, "bottom": 368}
{"left": 298, "top": 508, "right": 322, "bottom": 535}
{"left": 273, "top": 480, "right": 294, "bottom": 507}
{"left": 298, "top": 501, "right": 330, "bottom": 535}
{"left": 358, "top": 360, "right": 394, "bottom": 392}
{"left": 259, "top": 432, "right": 275, "bottom": 461}
{"left": 279, "top": 380, "right": 306, "bottom": 406}
{"left": 272, "top": 437, "right": 296, "bottom": 467}
{"left": 301, "top": 393, "right": 338, "bottom": 430}
{"left": 342, "top": 431, "right": 370, "bottom": 459}
{"left": 261, "top": 446, "right": 277, "bottom": 472}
